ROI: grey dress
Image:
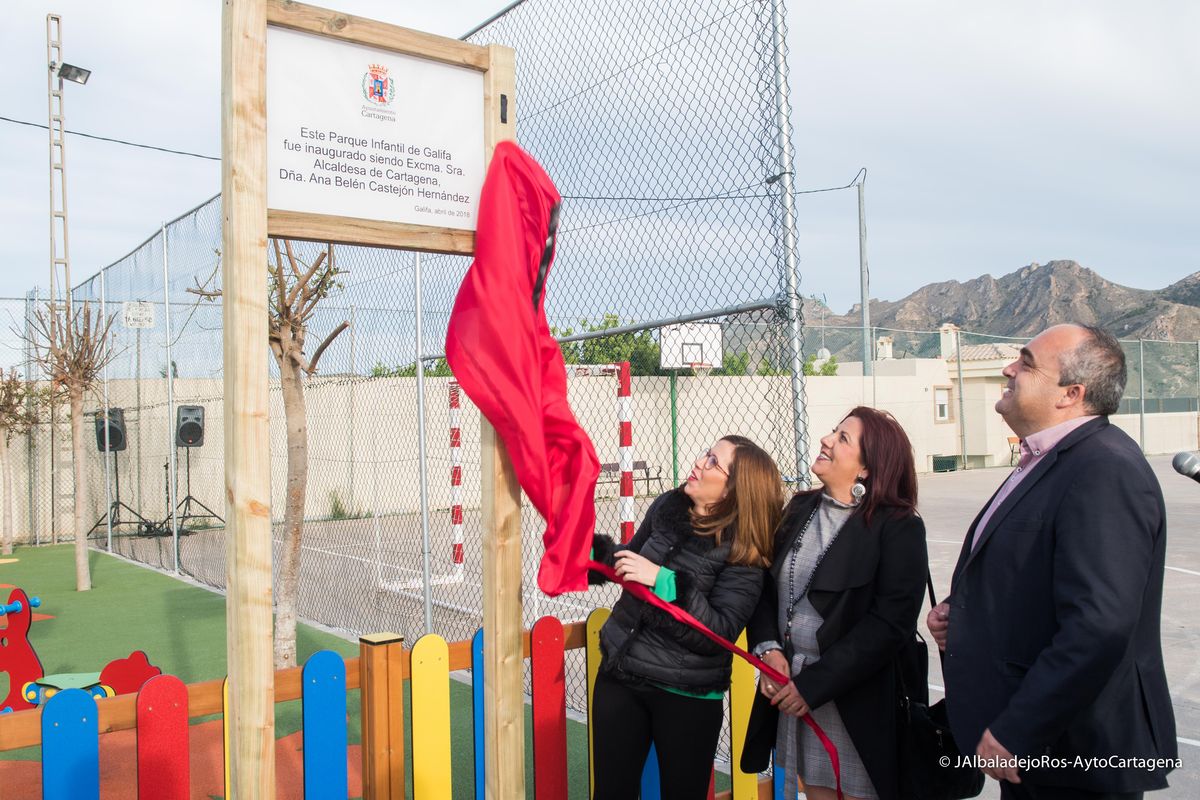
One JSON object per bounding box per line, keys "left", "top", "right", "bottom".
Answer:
{"left": 775, "top": 493, "right": 878, "bottom": 799}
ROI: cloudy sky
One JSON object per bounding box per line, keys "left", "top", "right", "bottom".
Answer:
{"left": 2, "top": 0, "right": 1197, "bottom": 314}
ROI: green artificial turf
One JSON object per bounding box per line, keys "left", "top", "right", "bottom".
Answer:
{"left": 0, "top": 544, "right": 600, "bottom": 798}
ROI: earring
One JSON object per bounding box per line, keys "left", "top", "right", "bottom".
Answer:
{"left": 850, "top": 478, "right": 867, "bottom": 504}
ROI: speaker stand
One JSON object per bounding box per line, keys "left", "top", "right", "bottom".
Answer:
{"left": 165, "top": 448, "right": 224, "bottom": 531}
{"left": 88, "top": 450, "right": 163, "bottom": 537}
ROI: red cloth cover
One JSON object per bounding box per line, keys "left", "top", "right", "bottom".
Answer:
{"left": 446, "top": 140, "right": 600, "bottom": 596}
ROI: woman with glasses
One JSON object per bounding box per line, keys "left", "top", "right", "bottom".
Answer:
{"left": 589, "top": 435, "right": 784, "bottom": 800}
{"left": 741, "top": 407, "right": 928, "bottom": 800}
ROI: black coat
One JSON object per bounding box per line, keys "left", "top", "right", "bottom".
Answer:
{"left": 945, "top": 417, "right": 1177, "bottom": 792}
{"left": 593, "top": 489, "right": 766, "bottom": 694}
{"left": 742, "top": 492, "right": 928, "bottom": 800}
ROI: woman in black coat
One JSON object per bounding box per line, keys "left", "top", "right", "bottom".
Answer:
{"left": 590, "top": 435, "right": 783, "bottom": 800}
{"left": 743, "top": 407, "right": 928, "bottom": 800}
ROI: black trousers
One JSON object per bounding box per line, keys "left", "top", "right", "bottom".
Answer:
{"left": 1000, "top": 783, "right": 1143, "bottom": 800}
{"left": 591, "top": 671, "right": 725, "bottom": 800}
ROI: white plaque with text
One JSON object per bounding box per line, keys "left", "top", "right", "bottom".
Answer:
{"left": 121, "top": 301, "right": 156, "bottom": 329}
{"left": 267, "top": 27, "right": 485, "bottom": 230}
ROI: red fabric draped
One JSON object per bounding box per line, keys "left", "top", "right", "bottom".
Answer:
{"left": 445, "top": 141, "right": 600, "bottom": 596}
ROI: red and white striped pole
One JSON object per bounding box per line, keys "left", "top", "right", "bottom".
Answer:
{"left": 616, "top": 361, "right": 635, "bottom": 543}
{"left": 449, "top": 381, "right": 464, "bottom": 569}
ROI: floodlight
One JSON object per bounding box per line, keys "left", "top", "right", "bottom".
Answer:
{"left": 55, "top": 62, "right": 90, "bottom": 85}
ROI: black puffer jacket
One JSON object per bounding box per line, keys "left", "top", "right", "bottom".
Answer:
{"left": 593, "top": 489, "right": 766, "bottom": 694}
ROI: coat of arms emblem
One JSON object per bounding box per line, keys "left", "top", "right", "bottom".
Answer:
{"left": 362, "top": 63, "right": 395, "bottom": 106}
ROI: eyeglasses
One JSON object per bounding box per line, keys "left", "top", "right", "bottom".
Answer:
{"left": 699, "top": 451, "right": 729, "bottom": 477}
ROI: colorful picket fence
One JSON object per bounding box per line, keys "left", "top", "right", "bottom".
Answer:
{"left": 13, "top": 609, "right": 780, "bottom": 799}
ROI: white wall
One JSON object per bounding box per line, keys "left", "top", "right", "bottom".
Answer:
{"left": 8, "top": 367, "right": 1197, "bottom": 544}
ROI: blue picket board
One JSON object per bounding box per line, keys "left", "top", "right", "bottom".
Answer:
{"left": 472, "top": 628, "right": 485, "bottom": 800}
{"left": 42, "top": 688, "right": 99, "bottom": 800}
{"left": 302, "top": 650, "right": 348, "bottom": 799}
{"left": 773, "top": 747, "right": 799, "bottom": 799}
{"left": 640, "top": 742, "right": 661, "bottom": 800}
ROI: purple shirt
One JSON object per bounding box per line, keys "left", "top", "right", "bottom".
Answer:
{"left": 970, "top": 416, "right": 1098, "bottom": 551}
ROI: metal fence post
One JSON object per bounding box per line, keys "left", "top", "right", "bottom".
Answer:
{"left": 414, "top": 252, "right": 433, "bottom": 634}
{"left": 25, "top": 290, "right": 37, "bottom": 546}
{"left": 100, "top": 268, "right": 113, "bottom": 551}
{"left": 1139, "top": 338, "right": 1146, "bottom": 453}
{"left": 858, "top": 175, "right": 871, "bottom": 377}
{"left": 162, "top": 223, "right": 179, "bottom": 572}
{"left": 768, "top": 0, "right": 810, "bottom": 484}
{"left": 347, "top": 295, "right": 356, "bottom": 509}
{"left": 956, "top": 329, "right": 968, "bottom": 469}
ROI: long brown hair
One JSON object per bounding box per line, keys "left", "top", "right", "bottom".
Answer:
{"left": 807, "top": 406, "right": 918, "bottom": 524}
{"left": 691, "top": 435, "right": 784, "bottom": 567}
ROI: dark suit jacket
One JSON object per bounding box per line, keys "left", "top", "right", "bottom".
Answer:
{"left": 945, "top": 416, "right": 1177, "bottom": 791}
{"left": 742, "top": 492, "right": 928, "bottom": 800}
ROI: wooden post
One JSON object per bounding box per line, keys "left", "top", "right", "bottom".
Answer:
{"left": 221, "top": 0, "right": 273, "bottom": 797}
{"left": 359, "top": 633, "right": 405, "bottom": 800}
{"left": 478, "top": 42, "right": 521, "bottom": 800}
{"left": 481, "top": 424, "right": 524, "bottom": 798}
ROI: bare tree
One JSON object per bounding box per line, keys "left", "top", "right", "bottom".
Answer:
{"left": 192, "top": 240, "right": 348, "bottom": 668}
{"left": 0, "top": 370, "right": 42, "bottom": 555}
{"left": 27, "top": 302, "right": 116, "bottom": 591}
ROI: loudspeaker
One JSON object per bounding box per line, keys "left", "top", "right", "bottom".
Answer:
{"left": 94, "top": 408, "right": 127, "bottom": 452}
{"left": 176, "top": 405, "right": 205, "bottom": 447}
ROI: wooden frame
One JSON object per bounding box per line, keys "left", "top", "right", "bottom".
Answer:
{"left": 263, "top": 0, "right": 503, "bottom": 254}
{"left": 221, "top": 1, "right": 517, "bottom": 795}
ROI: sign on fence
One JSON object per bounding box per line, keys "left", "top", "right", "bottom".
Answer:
{"left": 266, "top": 26, "right": 485, "bottom": 231}
{"left": 121, "top": 301, "right": 156, "bottom": 329}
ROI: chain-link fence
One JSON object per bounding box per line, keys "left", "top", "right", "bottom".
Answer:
{"left": 4, "top": 0, "right": 812, "bottom": 770}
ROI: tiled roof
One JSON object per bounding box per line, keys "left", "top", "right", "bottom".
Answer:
{"left": 948, "top": 342, "right": 1022, "bottom": 362}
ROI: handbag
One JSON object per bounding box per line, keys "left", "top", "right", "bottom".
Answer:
{"left": 895, "top": 574, "right": 985, "bottom": 800}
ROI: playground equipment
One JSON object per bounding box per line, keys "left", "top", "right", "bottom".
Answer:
{"left": 1, "top": 588, "right": 161, "bottom": 713}
{"left": 21, "top": 674, "right": 113, "bottom": 706}
{"left": 0, "top": 611, "right": 774, "bottom": 799}
{"left": 0, "top": 587, "right": 44, "bottom": 712}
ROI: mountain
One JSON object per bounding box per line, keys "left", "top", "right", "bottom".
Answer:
{"left": 823, "top": 260, "right": 1200, "bottom": 342}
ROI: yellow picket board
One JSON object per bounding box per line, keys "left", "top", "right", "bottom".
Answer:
{"left": 585, "top": 607, "right": 610, "bottom": 797}
{"left": 222, "top": 677, "right": 231, "bottom": 799}
{"left": 411, "top": 634, "right": 453, "bottom": 799}
{"left": 729, "top": 630, "right": 757, "bottom": 799}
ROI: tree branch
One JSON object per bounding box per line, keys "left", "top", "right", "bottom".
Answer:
{"left": 284, "top": 250, "right": 328, "bottom": 310}
{"left": 305, "top": 321, "right": 349, "bottom": 375}
{"left": 289, "top": 348, "right": 312, "bottom": 374}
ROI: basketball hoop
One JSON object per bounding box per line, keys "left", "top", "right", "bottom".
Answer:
{"left": 689, "top": 362, "right": 713, "bottom": 378}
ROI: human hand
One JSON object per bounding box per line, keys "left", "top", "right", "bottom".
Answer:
{"left": 927, "top": 602, "right": 950, "bottom": 651}
{"left": 976, "top": 728, "right": 1020, "bottom": 783}
{"left": 613, "top": 549, "right": 660, "bottom": 587}
{"left": 758, "top": 649, "right": 789, "bottom": 699}
{"left": 769, "top": 681, "right": 809, "bottom": 717}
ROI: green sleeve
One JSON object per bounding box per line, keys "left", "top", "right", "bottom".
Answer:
{"left": 653, "top": 566, "right": 677, "bottom": 602}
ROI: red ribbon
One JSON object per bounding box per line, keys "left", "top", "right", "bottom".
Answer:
{"left": 587, "top": 560, "right": 843, "bottom": 799}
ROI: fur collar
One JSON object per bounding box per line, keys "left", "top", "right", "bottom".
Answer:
{"left": 654, "top": 488, "right": 695, "bottom": 534}
{"left": 654, "top": 488, "right": 730, "bottom": 554}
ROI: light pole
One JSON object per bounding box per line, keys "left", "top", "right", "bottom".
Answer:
{"left": 46, "top": 14, "right": 90, "bottom": 318}
{"left": 45, "top": 14, "right": 90, "bottom": 546}
{"left": 856, "top": 169, "right": 871, "bottom": 376}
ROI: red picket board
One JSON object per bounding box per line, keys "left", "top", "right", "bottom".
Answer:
{"left": 530, "top": 616, "right": 567, "bottom": 799}
{"left": 136, "top": 674, "right": 190, "bottom": 799}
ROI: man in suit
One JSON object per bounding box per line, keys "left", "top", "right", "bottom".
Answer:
{"left": 927, "top": 324, "right": 1177, "bottom": 799}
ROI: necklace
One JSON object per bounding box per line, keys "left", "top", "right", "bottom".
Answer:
{"left": 783, "top": 499, "right": 845, "bottom": 646}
